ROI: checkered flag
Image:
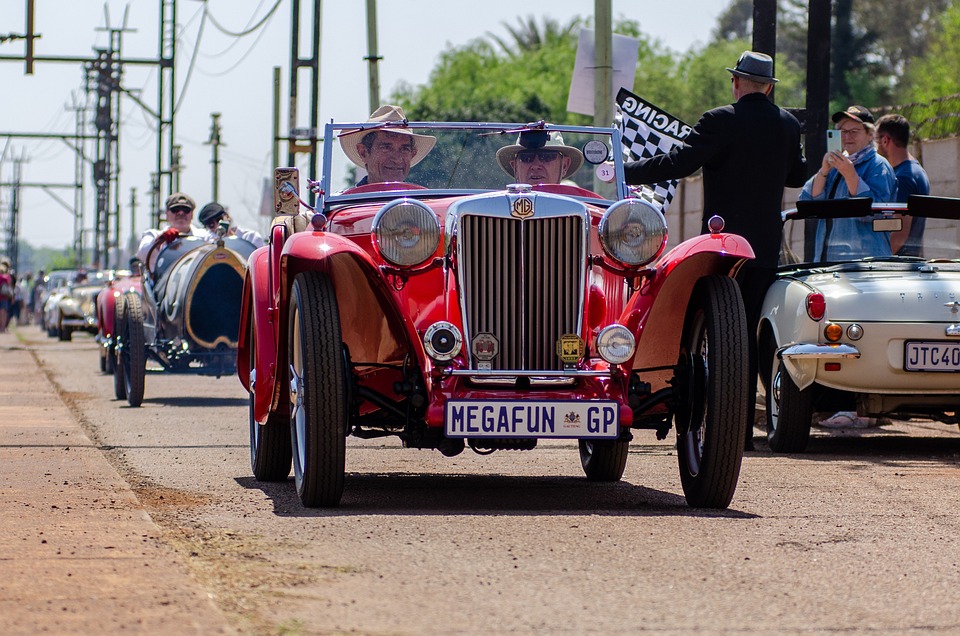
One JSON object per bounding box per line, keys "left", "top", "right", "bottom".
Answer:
{"left": 616, "top": 88, "right": 692, "bottom": 213}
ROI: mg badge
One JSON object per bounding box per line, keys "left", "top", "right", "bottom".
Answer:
{"left": 511, "top": 197, "right": 534, "bottom": 219}
{"left": 556, "top": 334, "right": 584, "bottom": 364}
{"left": 472, "top": 333, "right": 499, "bottom": 361}
{"left": 947, "top": 324, "right": 960, "bottom": 337}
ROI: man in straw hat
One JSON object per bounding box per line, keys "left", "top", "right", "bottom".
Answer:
{"left": 339, "top": 105, "right": 436, "bottom": 185}
{"left": 624, "top": 50, "right": 808, "bottom": 450}
{"left": 496, "top": 130, "right": 584, "bottom": 185}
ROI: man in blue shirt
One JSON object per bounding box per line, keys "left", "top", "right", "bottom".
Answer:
{"left": 876, "top": 114, "right": 931, "bottom": 256}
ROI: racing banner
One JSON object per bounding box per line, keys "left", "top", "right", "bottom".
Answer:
{"left": 616, "top": 87, "right": 692, "bottom": 213}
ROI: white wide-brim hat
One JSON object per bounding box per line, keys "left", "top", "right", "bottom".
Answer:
{"left": 338, "top": 104, "right": 436, "bottom": 169}
{"left": 496, "top": 130, "right": 584, "bottom": 179}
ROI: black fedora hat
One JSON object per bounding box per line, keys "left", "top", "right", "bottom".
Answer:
{"left": 726, "top": 51, "right": 779, "bottom": 84}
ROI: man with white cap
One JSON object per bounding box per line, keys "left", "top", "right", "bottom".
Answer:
{"left": 135, "top": 192, "right": 206, "bottom": 269}
{"left": 623, "top": 50, "right": 808, "bottom": 450}
{"left": 339, "top": 105, "right": 436, "bottom": 185}
{"left": 495, "top": 130, "right": 584, "bottom": 185}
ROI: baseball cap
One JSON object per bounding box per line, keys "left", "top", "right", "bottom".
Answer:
{"left": 832, "top": 105, "right": 875, "bottom": 125}
{"left": 165, "top": 192, "right": 196, "bottom": 212}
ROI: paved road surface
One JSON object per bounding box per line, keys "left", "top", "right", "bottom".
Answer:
{"left": 3, "top": 323, "right": 960, "bottom": 634}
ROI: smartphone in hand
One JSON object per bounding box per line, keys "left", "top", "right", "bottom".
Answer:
{"left": 826, "top": 129, "right": 842, "bottom": 154}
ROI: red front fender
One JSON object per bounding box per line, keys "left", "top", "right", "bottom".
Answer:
{"left": 238, "top": 246, "right": 275, "bottom": 423}
{"left": 620, "top": 232, "right": 754, "bottom": 386}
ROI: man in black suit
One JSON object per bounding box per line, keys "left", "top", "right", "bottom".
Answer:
{"left": 624, "top": 51, "right": 807, "bottom": 450}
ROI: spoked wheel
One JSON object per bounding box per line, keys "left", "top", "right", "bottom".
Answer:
{"left": 120, "top": 293, "right": 146, "bottom": 407}
{"left": 288, "top": 272, "right": 348, "bottom": 507}
{"left": 579, "top": 439, "right": 629, "bottom": 481}
{"left": 112, "top": 295, "right": 127, "bottom": 400}
{"left": 676, "top": 275, "right": 748, "bottom": 509}
{"left": 248, "top": 319, "right": 291, "bottom": 481}
{"left": 766, "top": 358, "right": 813, "bottom": 452}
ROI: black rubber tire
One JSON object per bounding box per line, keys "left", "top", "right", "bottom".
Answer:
{"left": 288, "top": 272, "right": 348, "bottom": 507}
{"left": 99, "top": 344, "right": 106, "bottom": 372}
{"left": 766, "top": 359, "right": 813, "bottom": 452}
{"left": 113, "top": 296, "right": 128, "bottom": 400}
{"left": 121, "top": 293, "right": 146, "bottom": 407}
{"left": 579, "top": 439, "right": 629, "bottom": 481}
{"left": 248, "top": 319, "right": 292, "bottom": 481}
{"left": 676, "top": 275, "right": 748, "bottom": 509}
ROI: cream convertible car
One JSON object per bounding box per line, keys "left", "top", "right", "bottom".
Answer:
{"left": 759, "top": 195, "right": 960, "bottom": 452}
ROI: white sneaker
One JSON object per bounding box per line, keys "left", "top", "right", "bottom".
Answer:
{"left": 817, "top": 411, "right": 865, "bottom": 428}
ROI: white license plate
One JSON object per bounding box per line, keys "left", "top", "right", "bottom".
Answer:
{"left": 445, "top": 400, "right": 619, "bottom": 439}
{"left": 904, "top": 341, "right": 960, "bottom": 372}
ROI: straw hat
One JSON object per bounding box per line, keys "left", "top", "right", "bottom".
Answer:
{"left": 338, "top": 105, "right": 436, "bottom": 169}
{"left": 496, "top": 130, "right": 584, "bottom": 179}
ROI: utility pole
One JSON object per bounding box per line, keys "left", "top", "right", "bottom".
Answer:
{"left": 172, "top": 144, "right": 183, "bottom": 193}
{"left": 272, "top": 67, "right": 281, "bottom": 173}
{"left": 128, "top": 187, "right": 137, "bottom": 262}
{"left": 593, "top": 0, "right": 612, "bottom": 128}
{"left": 155, "top": 0, "right": 177, "bottom": 227}
{"left": 365, "top": 0, "right": 381, "bottom": 113}
{"left": 205, "top": 112, "right": 223, "bottom": 202}
{"left": 287, "top": 0, "right": 322, "bottom": 204}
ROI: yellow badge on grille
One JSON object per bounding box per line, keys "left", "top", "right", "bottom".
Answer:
{"left": 556, "top": 334, "right": 584, "bottom": 364}
{"left": 511, "top": 197, "right": 534, "bottom": 219}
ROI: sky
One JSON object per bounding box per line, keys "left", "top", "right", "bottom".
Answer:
{"left": 0, "top": 0, "right": 730, "bottom": 254}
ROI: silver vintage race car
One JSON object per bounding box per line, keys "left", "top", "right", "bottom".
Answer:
{"left": 760, "top": 195, "right": 960, "bottom": 451}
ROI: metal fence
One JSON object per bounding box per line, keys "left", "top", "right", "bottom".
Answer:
{"left": 872, "top": 93, "right": 960, "bottom": 141}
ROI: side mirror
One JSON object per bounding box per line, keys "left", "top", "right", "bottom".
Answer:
{"left": 274, "top": 167, "right": 300, "bottom": 216}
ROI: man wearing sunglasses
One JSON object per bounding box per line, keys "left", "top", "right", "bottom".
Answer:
{"left": 496, "top": 130, "right": 584, "bottom": 185}
{"left": 135, "top": 192, "right": 206, "bottom": 269}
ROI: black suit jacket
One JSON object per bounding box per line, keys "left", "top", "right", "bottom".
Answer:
{"left": 624, "top": 92, "right": 807, "bottom": 268}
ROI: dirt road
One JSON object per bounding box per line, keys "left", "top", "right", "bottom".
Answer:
{"left": 5, "top": 324, "right": 960, "bottom": 634}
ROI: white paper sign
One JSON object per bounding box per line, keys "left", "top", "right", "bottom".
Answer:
{"left": 567, "top": 28, "right": 640, "bottom": 117}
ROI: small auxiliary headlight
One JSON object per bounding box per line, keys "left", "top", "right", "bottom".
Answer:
{"left": 596, "top": 324, "right": 635, "bottom": 365}
{"left": 372, "top": 199, "right": 440, "bottom": 267}
{"left": 846, "top": 324, "right": 864, "bottom": 341}
{"left": 423, "top": 321, "right": 462, "bottom": 362}
{"left": 599, "top": 198, "right": 667, "bottom": 267}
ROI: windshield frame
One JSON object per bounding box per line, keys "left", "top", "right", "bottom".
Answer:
{"left": 319, "top": 121, "right": 630, "bottom": 207}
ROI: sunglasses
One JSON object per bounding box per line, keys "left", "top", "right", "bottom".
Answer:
{"left": 204, "top": 217, "right": 225, "bottom": 229}
{"left": 517, "top": 150, "right": 561, "bottom": 164}
{"left": 168, "top": 207, "right": 192, "bottom": 215}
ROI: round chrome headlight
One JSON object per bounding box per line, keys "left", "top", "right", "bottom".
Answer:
{"left": 596, "top": 324, "right": 636, "bottom": 365}
{"left": 372, "top": 199, "right": 440, "bottom": 267}
{"left": 599, "top": 198, "right": 668, "bottom": 266}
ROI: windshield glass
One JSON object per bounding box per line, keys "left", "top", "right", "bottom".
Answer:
{"left": 322, "top": 123, "right": 625, "bottom": 201}
{"left": 780, "top": 205, "right": 960, "bottom": 266}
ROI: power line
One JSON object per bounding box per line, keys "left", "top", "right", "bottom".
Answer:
{"left": 205, "top": 0, "right": 282, "bottom": 38}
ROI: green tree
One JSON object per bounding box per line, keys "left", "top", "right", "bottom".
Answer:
{"left": 904, "top": 3, "right": 960, "bottom": 102}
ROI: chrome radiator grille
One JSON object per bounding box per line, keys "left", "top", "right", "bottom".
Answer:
{"left": 459, "top": 214, "right": 585, "bottom": 371}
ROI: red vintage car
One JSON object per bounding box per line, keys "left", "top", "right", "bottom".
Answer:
{"left": 95, "top": 269, "right": 140, "bottom": 376}
{"left": 239, "top": 121, "right": 754, "bottom": 509}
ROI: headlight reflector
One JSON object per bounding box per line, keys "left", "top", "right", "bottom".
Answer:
{"left": 599, "top": 198, "right": 667, "bottom": 266}
{"left": 372, "top": 199, "right": 440, "bottom": 267}
{"left": 596, "top": 324, "right": 635, "bottom": 365}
